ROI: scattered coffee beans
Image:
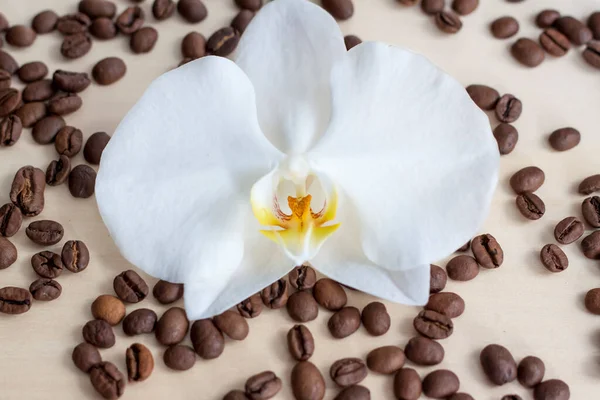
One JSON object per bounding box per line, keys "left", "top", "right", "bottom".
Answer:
{"left": 231, "top": 9, "right": 254, "bottom": 34}
{"left": 414, "top": 310, "right": 453, "bottom": 339}
{"left": 214, "top": 310, "right": 249, "bottom": 340}
{"left": 549, "top": 127, "right": 580, "bottom": 151}
{"left": 430, "top": 264, "right": 447, "bottom": 293}
{"left": 113, "top": 269, "right": 148, "bottom": 303}
{"left": 286, "top": 290, "right": 319, "bottom": 322}
{"left": 425, "top": 292, "right": 465, "bottom": 318}
{"left": 190, "top": 318, "right": 224, "bottom": 359}
{"left": 130, "top": 27, "right": 158, "bottom": 54}
{"left": 536, "top": 10, "right": 560, "bottom": 29}
{"left": 6, "top": 25, "right": 37, "bottom": 47}
{"left": 328, "top": 306, "right": 361, "bottom": 338}
{"left": 435, "top": 11, "right": 463, "bottom": 34}
{"left": 0, "top": 70, "right": 12, "bottom": 89}
{"left": 421, "top": 0, "right": 443, "bottom": 15}
{"left": 53, "top": 70, "right": 91, "bottom": 93}
{"left": 330, "top": 358, "right": 367, "bottom": 387}
{"left": 237, "top": 293, "right": 262, "bottom": 318}
{"left": 153, "top": 280, "right": 184, "bottom": 304}
{"left": 288, "top": 265, "right": 317, "bottom": 290}
{"left": 366, "top": 346, "right": 405, "bottom": 374}
{"left": 516, "top": 192, "right": 545, "bottom": 220}
{"left": 32, "top": 10, "right": 58, "bottom": 34}
{"left": 0, "top": 203, "right": 22, "bottom": 237}
{"left": 495, "top": 94, "right": 522, "bottom": 123}
{"left": 57, "top": 13, "right": 90, "bottom": 35}
{"left": 10, "top": 166, "right": 46, "bottom": 217}
{"left": 510, "top": 166, "right": 545, "bottom": 194}
{"left": 181, "top": 32, "right": 206, "bottom": 59}
{"left": 116, "top": 6, "right": 144, "bottom": 35}
{"left": 0, "top": 88, "right": 21, "bottom": 117}
{"left": 287, "top": 324, "right": 314, "bottom": 361}
{"left": 62, "top": 240, "right": 90, "bottom": 272}
{"left": 55, "top": 126, "right": 83, "bottom": 157}
{"left": 0, "top": 286, "right": 31, "bottom": 314}
{"left": 554, "top": 16, "right": 592, "bottom": 46}
{"left": 47, "top": 151, "right": 70, "bottom": 184}
{"left": 540, "top": 244, "right": 569, "bottom": 272}
{"left": 78, "top": 0, "right": 117, "bottom": 19}
{"left": 344, "top": 34, "right": 362, "bottom": 50}
{"left": 578, "top": 174, "right": 600, "bottom": 195}
{"left": 83, "top": 132, "right": 110, "bottom": 165}
{"left": 93, "top": 57, "right": 126, "bottom": 85}
{"left": 517, "top": 356, "right": 545, "bottom": 388}
{"left": 491, "top": 16, "right": 519, "bottom": 39}
{"left": 245, "top": 371, "right": 282, "bottom": 399}
{"left": 0, "top": 115, "right": 22, "bottom": 146}
{"left": 236, "top": 0, "right": 262, "bottom": 11}
{"left": 223, "top": 390, "right": 248, "bottom": 400}
{"left": 17, "top": 61, "right": 48, "bottom": 83}
{"left": 582, "top": 196, "right": 600, "bottom": 227}
{"left": 422, "top": 369, "right": 460, "bottom": 398}
{"left": 48, "top": 92, "right": 83, "bottom": 116}
{"left": 533, "top": 379, "right": 570, "bottom": 400}
{"left": 323, "top": 0, "right": 354, "bottom": 20}
{"left": 123, "top": 308, "right": 157, "bottom": 336}
{"left": 334, "top": 385, "right": 370, "bottom": 400}
{"left": 89, "top": 17, "right": 117, "bottom": 39}
{"left": 404, "top": 336, "right": 445, "bottom": 366}
{"left": 493, "top": 123, "right": 518, "bottom": 155}
{"left": 480, "top": 344, "right": 517, "bottom": 385}
{"left": 582, "top": 44, "right": 599, "bottom": 68}
{"left": 82, "top": 319, "right": 116, "bottom": 348}
{"left": 89, "top": 362, "right": 126, "bottom": 399}
{"left": 539, "top": 29, "right": 570, "bottom": 57}
{"left": 0, "top": 50, "right": 18, "bottom": 75}
{"left": 448, "top": 393, "right": 475, "bottom": 400}
{"left": 206, "top": 27, "right": 240, "bottom": 57}
{"left": 14, "top": 102, "right": 46, "bottom": 128}
{"left": 361, "top": 301, "right": 390, "bottom": 336}
{"left": 178, "top": 0, "right": 208, "bottom": 23}
{"left": 61, "top": 33, "right": 93, "bottom": 59}
{"left": 23, "top": 79, "right": 55, "bottom": 103}
{"left": 581, "top": 231, "right": 600, "bottom": 259}
{"left": 554, "top": 217, "right": 584, "bottom": 244}
{"left": 91, "top": 294, "right": 126, "bottom": 325}
{"left": 291, "top": 361, "right": 326, "bottom": 400}
{"left": 72, "top": 342, "right": 102, "bottom": 372}
{"left": 156, "top": 307, "right": 189, "bottom": 345}
{"left": 452, "top": 0, "right": 478, "bottom": 16}
{"left": 26, "top": 220, "right": 64, "bottom": 245}
{"left": 261, "top": 279, "right": 289, "bottom": 309}
{"left": 126, "top": 343, "right": 154, "bottom": 382}
{"left": 69, "top": 164, "right": 97, "bottom": 198}
{"left": 153, "top": 0, "right": 176, "bottom": 20}
{"left": 164, "top": 345, "right": 196, "bottom": 371}
{"left": 446, "top": 255, "right": 479, "bottom": 281}
{"left": 472, "top": 233, "right": 503, "bottom": 269}
{"left": 31, "top": 251, "right": 64, "bottom": 278}
{"left": 0, "top": 237, "right": 17, "bottom": 270}
{"left": 314, "top": 278, "right": 347, "bottom": 310}
{"left": 393, "top": 368, "right": 422, "bottom": 400}
{"left": 32, "top": 115, "right": 66, "bottom": 144}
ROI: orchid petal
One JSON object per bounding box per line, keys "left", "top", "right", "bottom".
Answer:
{"left": 311, "top": 42, "right": 499, "bottom": 271}
{"left": 235, "top": 0, "right": 346, "bottom": 154}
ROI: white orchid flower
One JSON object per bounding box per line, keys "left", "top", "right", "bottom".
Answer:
{"left": 96, "top": 0, "right": 498, "bottom": 320}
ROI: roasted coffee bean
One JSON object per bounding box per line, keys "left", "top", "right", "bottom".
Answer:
{"left": 0, "top": 115, "right": 22, "bottom": 146}
{"left": 69, "top": 164, "right": 97, "bottom": 198}
{"left": 517, "top": 356, "right": 545, "bottom": 387}
{"left": 425, "top": 292, "right": 465, "bottom": 318}
{"left": 451, "top": 0, "right": 478, "bottom": 15}
{"left": 314, "top": 278, "right": 347, "bottom": 310}
{"left": 0, "top": 50, "right": 18, "bottom": 75}
{"left": 491, "top": 16, "right": 519, "bottom": 39}
{"left": 404, "top": 336, "right": 444, "bottom": 366}
{"left": 589, "top": 12, "right": 600, "bottom": 40}
{"left": 48, "top": 92, "right": 82, "bottom": 116}
{"left": 393, "top": 368, "right": 421, "bottom": 400}
{"left": 397, "top": 0, "right": 418, "bottom": 5}
{"left": 422, "top": 370, "right": 459, "bottom": 398}
{"left": 366, "top": 346, "right": 405, "bottom": 375}
{"left": 113, "top": 269, "right": 148, "bottom": 303}
{"left": 32, "top": 10, "right": 59, "bottom": 34}
{"left": 155, "top": 307, "right": 189, "bottom": 345}
{"left": 231, "top": 10, "right": 254, "bottom": 34}
{"left": 235, "top": 0, "right": 261, "bottom": 11}
{"left": 466, "top": 84, "right": 499, "bottom": 110}
{"left": 89, "top": 17, "right": 117, "bottom": 39}
{"left": 472, "top": 233, "right": 503, "bottom": 269}
{"left": 330, "top": 358, "right": 367, "bottom": 387}
{"left": 190, "top": 318, "right": 224, "bottom": 359}
{"left": 78, "top": 0, "right": 117, "bottom": 19}
{"left": 510, "top": 166, "right": 545, "bottom": 194}
{"left": 53, "top": 70, "right": 91, "bottom": 93}
{"left": 245, "top": 371, "right": 282, "bottom": 399}
{"left": 14, "top": 102, "right": 46, "bottom": 128}
{"left": 116, "top": 6, "right": 144, "bottom": 35}
{"left": 31, "top": 251, "right": 63, "bottom": 278}
{"left": 61, "top": 240, "right": 90, "bottom": 272}
{"left": 72, "top": 342, "right": 102, "bottom": 372}
{"left": 0, "top": 286, "right": 31, "bottom": 314}
{"left": 57, "top": 13, "right": 91, "bottom": 35}
{"left": 516, "top": 192, "right": 545, "bottom": 220}
{"left": 480, "top": 344, "right": 517, "bottom": 385}
{"left": 23, "top": 79, "right": 54, "bottom": 102}
{"left": 83, "top": 319, "right": 116, "bottom": 348}
{"left": 61, "top": 33, "right": 92, "bottom": 59}
{"left": 540, "top": 29, "right": 570, "bottom": 57}
{"left": 17, "top": 61, "right": 48, "bottom": 83}
{"left": 334, "top": 385, "right": 370, "bottom": 400}
{"left": 164, "top": 345, "right": 196, "bottom": 370}
{"left": 92, "top": 294, "right": 126, "bottom": 325}
{"left": 446, "top": 255, "right": 479, "bottom": 281}
{"left": 512, "top": 37, "right": 545, "bottom": 67}
{"left": 448, "top": 393, "right": 475, "bottom": 400}
{"left": 554, "top": 217, "right": 584, "bottom": 244}
{"left": 32, "top": 115, "right": 65, "bottom": 144}
{"left": 583, "top": 197, "right": 600, "bottom": 227}
{"left": 206, "top": 27, "right": 240, "bottom": 57}
{"left": 323, "top": 0, "right": 354, "bottom": 20}
{"left": 291, "top": 362, "right": 326, "bottom": 400}
{"left": 287, "top": 324, "right": 314, "bottom": 361}
{"left": 55, "top": 126, "right": 83, "bottom": 157}
{"left": 288, "top": 265, "right": 317, "bottom": 290}
{"left": 0, "top": 204, "right": 22, "bottom": 237}
{"left": 435, "top": 11, "right": 463, "bottom": 34}
{"left": 0, "top": 237, "right": 17, "bottom": 269}
{"left": 554, "top": 16, "right": 592, "bottom": 46}
{"left": 261, "top": 279, "right": 288, "bottom": 309}
{"left": 495, "top": 94, "right": 522, "bottom": 123}
{"left": 123, "top": 308, "right": 157, "bottom": 335}
{"left": 536, "top": 10, "right": 560, "bottom": 28}
{"left": 286, "top": 290, "right": 318, "bottom": 322}
{"left": 361, "top": 301, "right": 390, "bottom": 336}
{"left": 10, "top": 166, "right": 45, "bottom": 217}
{"left": 177, "top": 0, "right": 208, "bottom": 23}
{"left": 581, "top": 43, "right": 598, "bottom": 67}
{"left": 126, "top": 343, "right": 154, "bottom": 382}
{"left": 26, "top": 220, "right": 64, "bottom": 245}
{"left": 29, "top": 278, "right": 61, "bottom": 301}
{"left": 0, "top": 88, "right": 21, "bottom": 117}
{"left": 413, "top": 310, "right": 453, "bottom": 339}
{"left": 153, "top": 0, "right": 176, "bottom": 20}
{"left": 584, "top": 288, "right": 600, "bottom": 318}
{"left": 540, "top": 244, "right": 569, "bottom": 272}
{"left": 181, "top": 32, "right": 206, "bottom": 59}
{"left": 214, "top": 310, "right": 249, "bottom": 340}
{"left": 421, "top": 0, "right": 443, "bottom": 15}
{"left": 328, "top": 306, "right": 361, "bottom": 338}
{"left": 534, "top": 380, "right": 570, "bottom": 400}
{"left": 130, "top": 27, "right": 158, "bottom": 54}
{"left": 549, "top": 127, "right": 580, "bottom": 151}
{"left": 0, "top": 69, "right": 10, "bottom": 89}
{"left": 153, "top": 280, "right": 184, "bottom": 304}
{"left": 84, "top": 131, "right": 110, "bottom": 164}
{"left": 0, "top": 13, "right": 7, "bottom": 31}
{"left": 579, "top": 174, "right": 600, "bottom": 195}
{"left": 581, "top": 231, "right": 600, "bottom": 259}
{"left": 429, "top": 264, "right": 447, "bottom": 293}
{"left": 89, "top": 362, "right": 126, "bottom": 399}
{"left": 237, "top": 293, "right": 262, "bottom": 318}
{"left": 344, "top": 35, "right": 362, "bottom": 50}
{"left": 93, "top": 57, "right": 126, "bottom": 85}
{"left": 6, "top": 25, "right": 37, "bottom": 47}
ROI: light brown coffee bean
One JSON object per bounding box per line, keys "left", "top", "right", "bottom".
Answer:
{"left": 126, "top": 343, "right": 154, "bottom": 382}
{"left": 214, "top": 310, "right": 249, "bottom": 340}
{"left": 495, "top": 94, "right": 522, "bottom": 123}
{"left": 425, "top": 292, "right": 465, "bottom": 318}
{"left": 446, "top": 255, "right": 479, "bottom": 281}
{"left": 0, "top": 88, "right": 21, "bottom": 117}
{"left": 328, "top": 306, "right": 361, "bottom": 339}
{"left": 291, "top": 362, "right": 325, "bottom": 400}
{"left": 314, "top": 278, "right": 347, "bottom": 311}
{"left": 32, "top": 115, "right": 66, "bottom": 144}
{"left": 366, "top": 346, "right": 405, "bottom": 375}
{"left": 393, "top": 368, "right": 422, "bottom": 400}
{"left": 91, "top": 294, "right": 126, "bottom": 326}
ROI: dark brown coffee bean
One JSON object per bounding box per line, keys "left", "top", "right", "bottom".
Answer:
{"left": 0, "top": 237, "right": 17, "bottom": 270}
{"left": 536, "top": 10, "right": 560, "bottom": 29}
{"left": 23, "top": 79, "right": 54, "bottom": 102}
{"left": 55, "top": 126, "right": 83, "bottom": 157}
{"left": 126, "top": 343, "right": 153, "bottom": 382}
{"left": 582, "top": 230, "right": 600, "bottom": 259}
{"left": 491, "top": 16, "right": 519, "bottom": 39}
{"left": 89, "top": 362, "right": 126, "bottom": 399}
{"left": 231, "top": 10, "right": 254, "bottom": 34}
{"left": 89, "top": 17, "right": 117, "bottom": 39}
{"left": 343, "top": 34, "right": 362, "bottom": 50}
{"left": 0, "top": 69, "right": 10, "bottom": 89}
{"left": 471, "top": 233, "right": 503, "bottom": 269}
{"left": 540, "top": 29, "right": 570, "bottom": 57}
{"left": 480, "top": 344, "right": 517, "bottom": 385}
{"left": 323, "top": 0, "right": 354, "bottom": 20}
{"left": 0, "top": 203, "right": 22, "bottom": 237}
{"left": 235, "top": 0, "right": 261, "bottom": 11}
{"left": 178, "top": 0, "right": 208, "bottom": 23}
{"left": 84, "top": 131, "right": 110, "bottom": 164}
{"left": 554, "top": 217, "right": 584, "bottom": 244}
{"left": 53, "top": 70, "right": 91, "bottom": 93}
{"left": 579, "top": 174, "right": 600, "bottom": 195}
{"left": 69, "top": 164, "right": 97, "bottom": 198}
{"left": 72, "top": 342, "right": 102, "bottom": 372}
{"left": 287, "top": 324, "right": 314, "bottom": 361}
{"left": 517, "top": 356, "right": 545, "bottom": 387}
{"left": 57, "top": 13, "right": 91, "bottom": 35}
{"left": 92, "top": 294, "right": 126, "bottom": 325}
{"left": 79, "top": 0, "right": 117, "bottom": 19}
{"left": 466, "top": 84, "right": 499, "bottom": 110}
{"left": 32, "top": 115, "right": 65, "bottom": 144}
{"left": 32, "top": 10, "right": 59, "bottom": 34}
{"left": 425, "top": 292, "right": 465, "bottom": 318}
{"left": 393, "top": 368, "right": 421, "bottom": 400}
{"left": 314, "top": 278, "right": 347, "bottom": 310}
{"left": 6, "top": 25, "right": 37, "bottom": 47}
{"left": 26, "top": 220, "right": 64, "bottom": 245}
{"left": 214, "top": 310, "right": 249, "bottom": 340}
{"left": 366, "top": 346, "right": 405, "bottom": 375}
{"left": 31, "top": 251, "right": 63, "bottom": 278}
{"left": 291, "top": 361, "right": 326, "bottom": 400}
{"left": 153, "top": 280, "right": 184, "bottom": 304}
{"left": 288, "top": 265, "right": 317, "bottom": 290}
{"left": 206, "top": 27, "right": 240, "bottom": 57}
{"left": 328, "top": 306, "right": 361, "bottom": 338}
{"left": 113, "top": 269, "right": 149, "bottom": 303}
{"left": 245, "top": 371, "right": 282, "bottom": 399}
{"left": 181, "top": 32, "right": 206, "bottom": 59}
{"left": 495, "top": 94, "right": 522, "bottom": 123}
{"left": 116, "top": 6, "right": 144, "bottom": 35}
{"left": 404, "top": 336, "right": 444, "bottom": 366}
{"left": 153, "top": 0, "right": 176, "bottom": 20}
{"left": 589, "top": 12, "right": 600, "bottom": 40}
{"left": 83, "top": 319, "right": 116, "bottom": 348}
{"left": 0, "top": 50, "right": 18, "bottom": 75}
{"left": 540, "top": 244, "right": 569, "bottom": 272}
{"left": 93, "top": 57, "right": 126, "bottom": 85}
{"left": 286, "top": 290, "right": 318, "bottom": 322}
{"left": 10, "top": 166, "right": 45, "bottom": 217}
{"left": 29, "top": 278, "right": 61, "bottom": 301}
{"left": 511, "top": 38, "right": 545, "bottom": 67}
{"left": 123, "top": 308, "right": 157, "bottom": 335}
{"left": 435, "top": 11, "right": 463, "bottom": 34}
{"left": 155, "top": 307, "right": 189, "bottom": 345}
{"left": 61, "top": 33, "right": 93, "bottom": 59}
{"left": 48, "top": 92, "right": 82, "bottom": 116}
{"left": 0, "top": 115, "right": 22, "bottom": 146}
{"left": 429, "top": 264, "right": 447, "bottom": 293}
{"left": 554, "top": 16, "right": 593, "bottom": 46}
{"left": 516, "top": 192, "right": 545, "bottom": 220}
{"left": 583, "top": 197, "right": 600, "bottom": 228}
{"left": 0, "top": 286, "right": 31, "bottom": 314}
{"left": 261, "top": 278, "right": 288, "bottom": 309}
{"left": 130, "top": 27, "right": 158, "bottom": 54}
{"left": 549, "top": 127, "right": 579, "bottom": 151}
{"left": 422, "top": 369, "right": 459, "bottom": 398}
{"left": 14, "top": 102, "right": 46, "bottom": 128}
{"left": 334, "top": 385, "right": 370, "bottom": 400}
{"left": 534, "top": 380, "right": 570, "bottom": 400}
{"left": 413, "top": 310, "right": 453, "bottom": 339}
{"left": 17, "top": 61, "right": 48, "bottom": 83}
{"left": 164, "top": 345, "right": 196, "bottom": 370}
{"left": 330, "top": 358, "right": 367, "bottom": 387}
{"left": 61, "top": 240, "right": 89, "bottom": 272}
{"left": 190, "top": 318, "right": 224, "bottom": 359}
{"left": 237, "top": 293, "right": 262, "bottom": 318}
{"left": 421, "top": 0, "right": 443, "bottom": 15}
{"left": 446, "top": 255, "right": 479, "bottom": 281}
{"left": 451, "top": 0, "right": 478, "bottom": 15}
{"left": 510, "top": 166, "right": 545, "bottom": 194}
{"left": 361, "top": 301, "right": 390, "bottom": 336}
{"left": 0, "top": 88, "right": 21, "bottom": 117}
{"left": 584, "top": 288, "right": 600, "bottom": 318}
